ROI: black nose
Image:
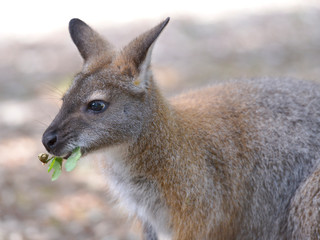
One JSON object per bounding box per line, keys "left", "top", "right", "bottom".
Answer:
{"left": 42, "top": 131, "right": 58, "bottom": 152}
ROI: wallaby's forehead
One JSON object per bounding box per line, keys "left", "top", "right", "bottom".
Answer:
{"left": 64, "top": 68, "right": 136, "bottom": 101}
{"left": 74, "top": 70, "right": 123, "bottom": 89}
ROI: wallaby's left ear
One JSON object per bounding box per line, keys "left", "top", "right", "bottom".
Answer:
{"left": 118, "top": 17, "right": 170, "bottom": 87}
{"left": 69, "top": 18, "right": 113, "bottom": 62}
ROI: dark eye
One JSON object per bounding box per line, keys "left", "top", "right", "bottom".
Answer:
{"left": 87, "top": 100, "right": 108, "bottom": 113}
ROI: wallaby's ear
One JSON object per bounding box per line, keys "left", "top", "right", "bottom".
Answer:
{"left": 117, "top": 17, "right": 170, "bottom": 88}
{"left": 69, "top": 18, "right": 112, "bottom": 62}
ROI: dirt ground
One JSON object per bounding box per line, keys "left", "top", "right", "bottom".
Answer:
{"left": 1, "top": 7, "right": 320, "bottom": 240}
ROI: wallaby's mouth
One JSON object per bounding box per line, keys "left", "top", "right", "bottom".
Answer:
{"left": 63, "top": 152, "right": 72, "bottom": 159}
{"left": 63, "top": 147, "right": 86, "bottom": 159}
{"left": 45, "top": 147, "right": 84, "bottom": 160}
{"left": 65, "top": 147, "right": 88, "bottom": 159}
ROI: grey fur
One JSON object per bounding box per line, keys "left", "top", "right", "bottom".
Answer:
{"left": 213, "top": 77, "right": 320, "bottom": 239}
{"left": 143, "top": 222, "right": 158, "bottom": 240}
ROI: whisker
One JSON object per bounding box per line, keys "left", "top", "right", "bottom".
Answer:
{"left": 34, "top": 119, "right": 49, "bottom": 127}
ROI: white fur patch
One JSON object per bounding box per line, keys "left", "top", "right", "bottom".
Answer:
{"left": 98, "top": 144, "right": 172, "bottom": 237}
{"left": 87, "top": 90, "right": 108, "bottom": 102}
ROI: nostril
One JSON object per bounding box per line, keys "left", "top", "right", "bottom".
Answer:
{"left": 47, "top": 135, "right": 57, "bottom": 147}
{"left": 42, "top": 131, "right": 58, "bottom": 152}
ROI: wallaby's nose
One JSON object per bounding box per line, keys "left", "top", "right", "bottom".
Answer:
{"left": 42, "top": 131, "right": 58, "bottom": 152}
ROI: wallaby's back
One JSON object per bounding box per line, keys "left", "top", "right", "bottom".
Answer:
{"left": 169, "top": 77, "right": 320, "bottom": 239}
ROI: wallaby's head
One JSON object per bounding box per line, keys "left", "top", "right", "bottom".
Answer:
{"left": 42, "top": 18, "right": 170, "bottom": 157}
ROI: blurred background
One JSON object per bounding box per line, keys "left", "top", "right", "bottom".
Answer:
{"left": 1, "top": 0, "right": 320, "bottom": 239}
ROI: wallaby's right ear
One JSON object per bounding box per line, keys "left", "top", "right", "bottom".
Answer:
{"left": 69, "top": 18, "right": 112, "bottom": 62}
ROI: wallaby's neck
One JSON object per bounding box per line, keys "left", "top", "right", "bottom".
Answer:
{"left": 128, "top": 80, "right": 182, "bottom": 167}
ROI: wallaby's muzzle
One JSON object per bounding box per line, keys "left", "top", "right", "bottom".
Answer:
{"left": 42, "top": 111, "right": 71, "bottom": 156}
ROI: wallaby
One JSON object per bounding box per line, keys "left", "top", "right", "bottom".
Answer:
{"left": 42, "top": 18, "right": 320, "bottom": 240}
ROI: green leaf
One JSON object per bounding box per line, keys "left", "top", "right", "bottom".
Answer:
{"left": 48, "top": 157, "right": 56, "bottom": 172}
{"left": 65, "top": 147, "right": 82, "bottom": 172}
{"left": 51, "top": 157, "right": 63, "bottom": 181}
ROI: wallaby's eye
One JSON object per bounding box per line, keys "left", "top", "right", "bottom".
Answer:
{"left": 87, "top": 100, "right": 108, "bottom": 113}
